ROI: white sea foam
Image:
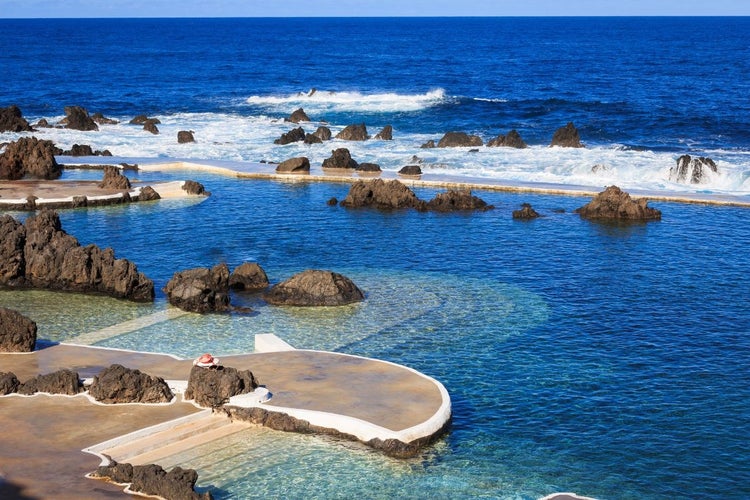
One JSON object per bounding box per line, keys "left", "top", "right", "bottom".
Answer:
{"left": 8, "top": 110, "right": 750, "bottom": 197}
{"left": 245, "top": 88, "right": 447, "bottom": 113}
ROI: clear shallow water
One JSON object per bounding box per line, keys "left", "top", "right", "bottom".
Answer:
{"left": 3, "top": 174, "right": 750, "bottom": 499}
{"left": 2, "top": 16, "right": 750, "bottom": 500}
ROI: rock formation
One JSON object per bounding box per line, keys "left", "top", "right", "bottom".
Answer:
{"left": 340, "top": 178, "right": 426, "bottom": 210}
{"left": 287, "top": 108, "right": 310, "bottom": 123}
{"left": 575, "top": 185, "right": 661, "bottom": 221}
{"left": 178, "top": 130, "right": 195, "bottom": 143}
{"left": 0, "top": 308, "right": 37, "bottom": 352}
{"left": 374, "top": 125, "right": 393, "bottom": 140}
{"left": 264, "top": 269, "right": 364, "bottom": 306}
{"left": 322, "top": 148, "right": 358, "bottom": 170}
{"left": 437, "top": 132, "right": 483, "bottom": 148}
{"left": 143, "top": 119, "right": 159, "bottom": 135}
{"left": 398, "top": 165, "right": 422, "bottom": 176}
{"left": 420, "top": 140, "right": 436, "bottom": 148}
{"left": 357, "top": 162, "right": 382, "bottom": 173}
{"left": 335, "top": 123, "right": 369, "bottom": 141}
{"left": 0, "top": 210, "right": 155, "bottom": 301}
{"left": 550, "top": 122, "right": 583, "bottom": 148}
{"left": 487, "top": 129, "right": 527, "bottom": 148}
{"left": 57, "top": 144, "right": 112, "bottom": 156}
{"left": 17, "top": 369, "right": 81, "bottom": 395}
{"left": 274, "top": 127, "right": 306, "bottom": 145}
{"left": 311, "top": 126, "right": 331, "bottom": 141}
{"left": 512, "top": 203, "right": 541, "bottom": 219}
{"left": 0, "top": 371, "right": 20, "bottom": 395}
{"left": 182, "top": 180, "right": 208, "bottom": 195}
{"left": 93, "top": 462, "right": 212, "bottom": 500}
{"left": 98, "top": 165, "right": 131, "bottom": 190}
{"left": 0, "top": 137, "right": 62, "bottom": 180}
{"left": 129, "top": 115, "right": 160, "bottom": 125}
{"left": 91, "top": 112, "right": 118, "bottom": 125}
{"left": 426, "top": 189, "right": 494, "bottom": 212}
{"left": 184, "top": 364, "right": 259, "bottom": 408}
{"left": 0, "top": 105, "right": 33, "bottom": 132}
{"left": 276, "top": 156, "right": 310, "bottom": 174}
{"left": 229, "top": 262, "right": 269, "bottom": 291}
{"left": 670, "top": 154, "right": 718, "bottom": 184}
{"left": 62, "top": 105, "right": 98, "bottom": 131}
{"left": 163, "top": 263, "right": 230, "bottom": 313}
{"left": 136, "top": 185, "right": 161, "bottom": 201}
{"left": 88, "top": 364, "right": 173, "bottom": 404}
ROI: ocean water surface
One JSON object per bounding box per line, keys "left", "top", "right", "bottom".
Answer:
{"left": 1, "top": 16, "right": 750, "bottom": 500}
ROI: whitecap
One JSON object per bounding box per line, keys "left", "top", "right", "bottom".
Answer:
{"left": 245, "top": 88, "right": 447, "bottom": 113}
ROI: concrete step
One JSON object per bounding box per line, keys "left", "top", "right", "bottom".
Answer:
{"left": 100, "top": 412, "right": 239, "bottom": 463}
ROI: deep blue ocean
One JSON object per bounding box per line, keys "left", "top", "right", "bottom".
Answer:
{"left": 2, "top": 17, "right": 750, "bottom": 500}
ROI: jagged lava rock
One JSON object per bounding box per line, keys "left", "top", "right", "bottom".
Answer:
{"left": 0, "top": 371, "right": 20, "bottom": 395}
{"left": 512, "top": 203, "right": 541, "bottom": 219}
{"left": 374, "top": 125, "right": 393, "bottom": 140}
{"left": 163, "top": 263, "right": 230, "bottom": 313}
{"left": 178, "top": 130, "right": 195, "bottom": 143}
{"left": 229, "top": 262, "right": 269, "bottom": 291}
{"left": 426, "top": 189, "right": 494, "bottom": 212}
{"left": 340, "top": 178, "right": 426, "bottom": 210}
{"left": 322, "top": 148, "right": 358, "bottom": 170}
{"left": 0, "top": 105, "right": 33, "bottom": 132}
{"left": 264, "top": 269, "right": 364, "bottom": 306}
{"left": 287, "top": 107, "right": 311, "bottom": 123}
{"left": 274, "top": 127, "right": 306, "bottom": 145}
{"left": 0, "top": 308, "right": 37, "bottom": 352}
{"left": 335, "top": 123, "right": 369, "bottom": 141}
{"left": 184, "top": 364, "right": 259, "bottom": 408}
{"left": 89, "top": 364, "right": 173, "bottom": 404}
{"left": 487, "top": 129, "right": 527, "bottom": 148}
{"left": 0, "top": 137, "right": 61, "bottom": 180}
{"left": 130, "top": 464, "right": 212, "bottom": 500}
{"left": 18, "top": 369, "right": 81, "bottom": 395}
{"left": 550, "top": 122, "right": 583, "bottom": 147}
{"left": 98, "top": 165, "right": 131, "bottom": 190}
{"left": 62, "top": 105, "right": 98, "bottom": 131}
{"left": 276, "top": 156, "right": 310, "bottom": 174}
{"left": 670, "top": 154, "right": 718, "bottom": 184}
{"left": 437, "top": 131, "right": 483, "bottom": 147}
{"left": 575, "top": 185, "right": 661, "bottom": 221}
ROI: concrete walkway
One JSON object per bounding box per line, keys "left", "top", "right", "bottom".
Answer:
{"left": 0, "top": 343, "right": 449, "bottom": 499}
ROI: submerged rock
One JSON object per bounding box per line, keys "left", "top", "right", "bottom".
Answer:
{"left": 264, "top": 269, "right": 364, "bottom": 306}
{"left": 575, "top": 185, "right": 661, "bottom": 221}
{"left": 512, "top": 203, "right": 541, "bottom": 219}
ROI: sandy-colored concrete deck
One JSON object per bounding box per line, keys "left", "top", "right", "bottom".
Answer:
{"left": 0, "top": 344, "right": 447, "bottom": 499}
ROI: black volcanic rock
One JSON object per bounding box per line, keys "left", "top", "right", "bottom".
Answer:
{"left": 340, "top": 178, "right": 426, "bottom": 210}
{"left": 62, "top": 105, "right": 98, "bottom": 131}
{"left": 89, "top": 364, "right": 173, "bottom": 404}
{"left": 163, "top": 263, "right": 231, "bottom": 313}
{"left": 184, "top": 364, "right": 259, "bottom": 408}
{"left": 322, "top": 148, "right": 358, "bottom": 170}
{"left": 398, "top": 165, "right": 422, "bottom": 176}
{"left": 374, "top": 125, "right": 393, "bottom": 140}
{"left": 0, "top": 105, "right": 33, "bottom": 132}
{"left": 670, "top": 154, "right": 718, "bottom": 184}
{"left": 287, "top": 108, "right": 311, "bottom": 123}
{"left": 437, "top": 131, "right": 483, "bottom": 147}
{"left": 0, "top": 308, "right": 37, "bottom": 352}
{"left": 0, "top": 371, "right": 20, "bottom": 395}
{"left": 575, "top": 185, "right": 661, "bottom": 221}
{"left": 276, "top": 156, "right": 310, "bottom": 173}
{"left": 426, "top": 189, "right": 494, "bottom": 212}
{"left": 98, "top": 165, "right": 131, "bottom": 190}
{"left": 178, "top": 130, "right": 195, "bottom": 143}
{"left": 487, "top": 129, "right": 527, "bottom": 148}
{"left": 550, "top": 122, "right": 583, "bottom": 148}
{"left": 274, "top": 127, "right": 306, "bottom": 145}
{"left": 0, "top": 137, "right": 61, "bottom": 180}
{"left": 335, "top": 123, "right": 369, "bottom": 141}
{"left": 264, "top": 269, "right": 364, "bottom": 306}
{"left": 512, "top": 202, "right": 541, "bottom": 219}
{"left": 18, "top": 369, "right": 81, "bottom": 395}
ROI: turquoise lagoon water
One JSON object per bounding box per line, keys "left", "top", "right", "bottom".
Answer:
{"left": 3, "top": 171, "right": 750, "bottom": 499}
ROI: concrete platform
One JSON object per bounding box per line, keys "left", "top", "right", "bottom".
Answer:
{"left": 0, "top": 343, "right": 450, "bottom": 499}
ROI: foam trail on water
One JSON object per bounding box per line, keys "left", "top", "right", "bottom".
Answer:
{"left": 245, "top": 88, "right": 447, "bottom": 113}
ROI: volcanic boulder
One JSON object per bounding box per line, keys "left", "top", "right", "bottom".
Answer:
{"left": 17, "top": 369, "right": 81, "bottom": 395}
{"left": 512, "top": 203, "right": 541, "bottom": 219}
{"left": 335, "top": 123, "right": 369, "bottom": 141}
{"left": 669, "top": 155, "right": 718, "bottom": 184}
{"left": 0, "top": 308, "right": 37, "bottom": 352}
{"left": 487, "top": 129, "right": 527, "bottom": 148}
{"left": 264, "top": 269, "right": 364, "bottom": 306}
{"left": 184, "top": 364, "right": 259, "bottom": 408}
{"left": 182, "top": 180, "right": 208, "bottom": 195}
{"left": 88, "top": 364, "right": 173, "bottom": 404}
{"left": 287, "top": 108, "right": 311, "bottom": 123}
{"left": 98, "top": 165, "right": 131, "bottom": 190}
{"left": 143, "top": 119, "right": 159, "bottom": 135}
{"left": 0, "top": 210, "right": 154, "bottom": 301}
{"left": 163, "top": 263, "right": 231, "bottom": 313}
{"left": 0, "top": 137, "right": 62, "bottom": 180}
{"left": 426, "top": 189, "right": 494, "bottom": 212}
{"left": 437, "top": 132, "right": 483, "bottom": 147}
{"left": 340, "top": 178, "right": 426, "bottom": 210}
{"left": 0, "top": 372, "right": 20, "bottom": 395}
{"left": 398, "top": 165, "right": 422, "bottom": 176}
{"left": 575, "top": 185, "right": 661, "bottom": 221}
{"left": 62, "top": 105, "right": 98, "bottom": 131}
{"left": 322, "top": 148, "right": 358, "bottom": 170}
{"left": 275, "top": 157, "right": 310, "bottom": 174}
{"left": 550, "top": 122, "right": 583, "bottom": 148}
{"left": 274, "top": 127, "right": 306, "bottom": 145}
{"left": 0, "top": 105, "right": 33, "bottom": 132}
{"left": 178, "top": 130, "right": 195, "bottom": 143}
{"left": 374, "top": 125, "right": 393, "bottom": 140}
{"left": 229, "top": 262, "right": 269, "bottom": 291}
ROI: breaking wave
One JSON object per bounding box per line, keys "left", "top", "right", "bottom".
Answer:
{"left": 245, "top": 88, "right": 447, "bottom": 113}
